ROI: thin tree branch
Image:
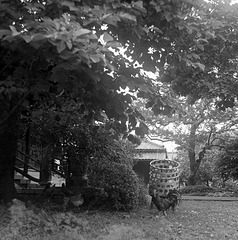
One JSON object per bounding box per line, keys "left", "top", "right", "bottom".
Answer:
{"left": 209, "top": 144, "right": 225, "bottom": 150}
{"left": 148, "top": 135, "right": 176, "bottom": 142}
{"left": 210, "top": 137, "right": 226, "bottom": 145}
{"left": 207, "top": 128, "right": 213, "bottom": 146}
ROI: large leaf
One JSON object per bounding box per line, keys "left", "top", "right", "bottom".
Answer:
{"left": 74, "top": 29, "right": 91, "bottom": 37}
{"left": 164, "top": 11, "right": 173, "bottom": 22}
{"left": 56, "top": 41, "right": 66, "bottom": 53}
{"left": 9, "top": 25, "right": 21, "bottom": 36}
{"left": 102, "top": 32, "right": 113, "bottom": 43}
{"left": 132, "top": 1, "right": 146, "bottom": 13}
{"left": 103, "top": 15, "right": 121, "bottom": 26}
{"left": 119, "top": 13, "right": 136, "bottom": 22}
{"left": 195, "top": 62, "right": 205, "bottom": 71}
{"left": 61, "top": 1, "right": 78, "bottom": 11}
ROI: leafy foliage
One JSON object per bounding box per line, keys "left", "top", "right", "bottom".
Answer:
{"left": 0, "top": 0, "right": 157, "bottom": 139}
{"left": 89, "top": 161, "right": 140, "bottom": 210}
{"left": 1, "top": 0, "right": 234, "bottom": 135}
{"left": 33, "top": 119, "right": 140, "bottom": 210}
{"left": 215, "top": 138, "right": 238, "bottom": 182}
{"left": 86, "top": 129, "right": 140, "bottom": 210}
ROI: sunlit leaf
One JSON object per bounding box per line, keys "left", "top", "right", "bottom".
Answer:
{"left": 155, "top": 6, "right": 161, "bottom": 12}
{"left": 164, "top": 11, "right": 173, "bottom": 22}
{"left": 119, "top": 13, "right": 136, "bottom": 22}
{"left": 196, "top": 62, "right": 205, "bottom": 71}
{"left": 90, "top": 54, "right": 100, "bottom": 63}
{"left": 152, "top": 27, "right": 163, "bottom": 34}
{"left": 9, "top": 25, "right": 21, "bottom": 36}
{"left": 61, "top": 1, "right": 79, "bottom": 11}
{"left": 132, "top": 1, "right": 146, "bottom": 13}
{"left": 66, "top": 41, "right": 72, "bottom": 49}
{"left": 102, "top": 32, "right": 113, "bottom": 43}
{"left": 197, "top": 43, "right": 204, "bottom": 51}
{"left": 103, "top": 15, "right": 120, "bottom": 26}
{"left": 105, "top": 41, "right": 122, "bottom": 48}
{"left": 74, "top": 28, "right": 91, "bottom": 37}
{"left": 56, "top": 41, "right": 66, "bottom": 53}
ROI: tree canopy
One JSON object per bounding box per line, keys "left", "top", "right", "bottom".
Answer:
{"left": 1, "top": 0, "right": 233, "bottom": 136}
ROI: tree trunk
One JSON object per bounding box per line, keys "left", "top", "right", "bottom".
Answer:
{"left": 67, "top": 148, "right": 88, "bottom": 191}
{"left": 0, "top": 102, "right": 20, "bottom": 203}
{"left": 40, "top": 145, "right": 51, "bottom": 184}
{"left": 187, "top": 124, "right": 198, "bottom": 186}
{"left": 23, "top": 127, "right": 30, "bottom": 174}
{"left": 188, "top": 152, "right": 197, "bottom": 186}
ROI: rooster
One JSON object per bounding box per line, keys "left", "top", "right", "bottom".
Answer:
{"left": 37, "top": 182, "right": 56, "bottom": 202}
{"left": 167, "top": 188, "right": 182, "bottom": 209}
{"left": 43, "top": 182, "right": 56, "bottom": 197}
{"left": 149, "top": 185, "right": 181, "bottom": 216}
{"left": 61, "top": 183, "right": 84, "bottom": 208}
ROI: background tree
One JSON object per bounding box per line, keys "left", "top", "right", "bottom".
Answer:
{"left": 136, "top": 93, "right": 238, "bottom": 185}
{"left": 134, "top": 0, "right": 238, "bottom": 185}
{"left": 215, "top": 137, "right": 238, "bottom": 184}
{"left": 178, "top": 148, "right": 222, "bottom": 187}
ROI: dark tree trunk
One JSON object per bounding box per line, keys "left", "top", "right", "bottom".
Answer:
{"left": 0, "top": 107, "right": 20, "bottom": 203}
{"left": 23, "top": 127, "right": 30, "bottom": 174}
{"left": 187, "top": 124, "right": 199, "bottom": 186}
{"left": 188, "top": 153, "right": 197, "bottom": 186}
{"left": 67, "top": 148, "right": 88, "bottom": 191}
{"left": 206, "top": 180, "right": 209, "bottom": 187}
{"left": 40, "top": 146, "right": 51, "bottom": 184}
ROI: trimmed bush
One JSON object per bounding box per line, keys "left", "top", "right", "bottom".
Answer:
{"left": 89, "top": 161, "right": 140, "bottom": 210}
{"left": 84, "top": 129, "right": 141, "bottom": 210}
{"left": 180, "top": 185, "right": 215, "bottom": 195}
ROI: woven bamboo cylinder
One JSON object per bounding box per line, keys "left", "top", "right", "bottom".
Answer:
{"left": 149, "top": 159, "right": 180, "bottom": 196}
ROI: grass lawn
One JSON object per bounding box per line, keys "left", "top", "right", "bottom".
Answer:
{"left": 1, "top": 199, "right": 238, "bottom": 240}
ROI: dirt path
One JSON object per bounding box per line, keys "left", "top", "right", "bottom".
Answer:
{"left": 84, "top": 200, "right": 238, "bottom": 240}
{"left": 166, "top": 200, "right": 238, "bottom": 239}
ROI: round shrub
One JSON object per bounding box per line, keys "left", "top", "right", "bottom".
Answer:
{"left": 89, "top": 161, "right": 140, "bottom": 210}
